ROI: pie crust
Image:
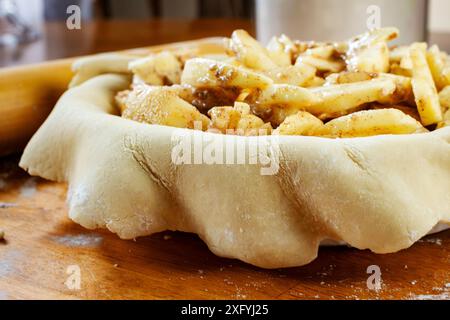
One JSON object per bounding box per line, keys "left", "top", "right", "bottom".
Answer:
{"left": 20, "top": 71, "right": 450, "bottom": 268}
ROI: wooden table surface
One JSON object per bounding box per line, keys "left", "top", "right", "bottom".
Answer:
{"left": 0, "top": 19, "right": 449, "bottom": 300}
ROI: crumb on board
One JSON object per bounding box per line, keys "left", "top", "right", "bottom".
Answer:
{"left": 163, "top": 234, "right": 172, "bottom": 240}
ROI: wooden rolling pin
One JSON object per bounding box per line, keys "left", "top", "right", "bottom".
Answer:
{"left": 0, "top": 38, "right": 225, "bottom": 157}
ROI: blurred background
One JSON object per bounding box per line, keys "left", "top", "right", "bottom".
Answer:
{"left": 0, "top": 0, "right": 449, "bottom": 67}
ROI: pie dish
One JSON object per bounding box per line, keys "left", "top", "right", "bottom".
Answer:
{"left": 19, "top": 28, "right": 450, "bottom": 268}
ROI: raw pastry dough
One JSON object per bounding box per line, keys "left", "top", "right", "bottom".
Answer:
{"left": 20, "top": 74, "right": 450, "bottom": 268}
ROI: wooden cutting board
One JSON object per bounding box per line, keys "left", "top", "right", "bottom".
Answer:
{"left": 0, "top": 155, "right": 449, "bottom": 300}
{"left": 0, "top": 39, "right": 449, "bottom": 300}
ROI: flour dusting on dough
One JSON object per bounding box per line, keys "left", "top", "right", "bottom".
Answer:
{"left": 0, "top": 179, "right": 6, "bottom": 190}
{"left": 408, "top": 230, "right": 418, "bottom": 242}
{"left": 17, "top": 73, "right": 450, "bottom": 269}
